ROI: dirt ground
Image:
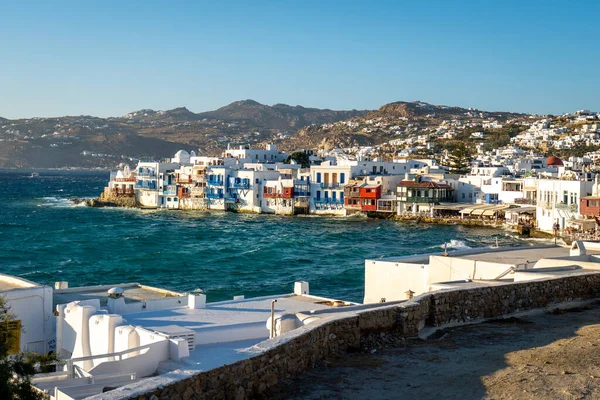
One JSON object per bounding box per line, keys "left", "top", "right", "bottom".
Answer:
{"left": 266, "top": 302, "right": 600, "bottom": 400}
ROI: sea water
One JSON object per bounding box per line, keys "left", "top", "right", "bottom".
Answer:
{"left": 0, "top": 170, "right": 531, "bottom": 303}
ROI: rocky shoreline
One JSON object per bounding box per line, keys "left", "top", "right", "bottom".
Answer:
{"left": 77, "top": 195, "right": 553, "bottom": 239}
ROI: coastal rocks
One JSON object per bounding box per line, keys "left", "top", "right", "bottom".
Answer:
{"left": 85, "top": 192, "right": 137, "bottom": 208}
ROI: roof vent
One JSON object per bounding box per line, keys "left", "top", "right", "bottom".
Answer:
{"left": 108, "top": 287, "right": 125, "bottom": 299}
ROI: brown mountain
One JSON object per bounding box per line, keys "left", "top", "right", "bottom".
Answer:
{"left": 0, "top": 101, "right": 367, "bottom": 168}
{"left": 197, "top": 100, "right": 367, "bottom": 130}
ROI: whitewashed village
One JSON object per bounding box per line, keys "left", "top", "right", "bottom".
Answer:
{"left": 5, "top": 108, "right": 600, "bottom": 399}
{"left": 102, "top": 107, "right": 600, "bottom": 237}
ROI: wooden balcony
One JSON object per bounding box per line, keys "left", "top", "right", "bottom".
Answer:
{"left": 176, "top": 177, "right": 192, "bottom": 184}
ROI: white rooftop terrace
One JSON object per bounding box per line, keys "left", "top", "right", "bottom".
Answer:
{"left": 53, "top": 283, "right": 184, "bottom": 308}
{"left": 123, "top": 294, "right": 342, "bottom": 358}
{"left": 371, "top": 245, "right": 586, "bottom": 266}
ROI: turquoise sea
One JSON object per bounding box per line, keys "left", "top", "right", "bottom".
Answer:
{"left": 1, "top": 171, "right": 533, "bottom": 303}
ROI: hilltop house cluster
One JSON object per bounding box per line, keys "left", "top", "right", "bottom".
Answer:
{"left": 104, "top": 141, "right": 600, "bottom": 234}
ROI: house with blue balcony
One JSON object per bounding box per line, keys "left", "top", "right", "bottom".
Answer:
{"left": 205, "top": 167, "right": 229, "bottom": 210}
{"left": 134, "top": 161, "right": 179, "bottom": 209}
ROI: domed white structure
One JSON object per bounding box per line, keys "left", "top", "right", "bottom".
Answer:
{"left": 172, "top": 149, "right": 191, "bottom": 164}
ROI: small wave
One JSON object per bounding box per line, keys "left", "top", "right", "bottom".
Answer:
{"left": 440, "top": 239, "right": 472, "bottom": 250}
{"left": 38, "top": 196, "right": 89, "bottom": 208}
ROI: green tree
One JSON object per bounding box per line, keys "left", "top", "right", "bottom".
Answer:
{"left": 0, "top": 296, "right": 48, "bottom": 400}
{"left": 444, "top": 143, "right": 474, "bottom": 174}
{"left": 288, "top": 151, "right": 311, "bottom": 168}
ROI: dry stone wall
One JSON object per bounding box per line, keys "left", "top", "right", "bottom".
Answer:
{"left": 105, "top": 272, "right": 600, "bottom": 400}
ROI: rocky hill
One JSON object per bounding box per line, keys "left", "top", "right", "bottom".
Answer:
{"left": 0, "top": 101, "right": 366, "bottom": 168}
{"left": 197, "top": 100, "right": 366, "bottom": 130}
{"left": 275, "top": 101, "right": 530, "bottom": 152}
{"left": 0, "top": 100, "right": 532, "bottom": 168}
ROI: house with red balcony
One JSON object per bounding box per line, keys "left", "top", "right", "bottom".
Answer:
{"left": 359, "top": 184, "right": 381, "bottom": 211}
{"left": 580, "top": 197, "right": 600, "bottom": 218}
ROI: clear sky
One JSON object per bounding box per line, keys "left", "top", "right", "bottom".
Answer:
{"left": 1, "top": 0, "right": 598, "bottom": 118}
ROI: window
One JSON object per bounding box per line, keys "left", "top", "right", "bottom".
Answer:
{"left": 1, "top": 320, "right": 21, "bottom": 354}
{"left": 340, "top": 173, "right": 345, "bottom": 184}
{"left": 316, "top": 173, "right": 321, "bottom": 183}
{"left": 316, "top": 191, "right": 321, "bottom": 200}
{"left": 332, "top": 192, "right": 337, "bottom": 200}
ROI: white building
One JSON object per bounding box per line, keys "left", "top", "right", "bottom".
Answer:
{"left": 536, "top": 178, "right": 594, "bottom": 230}
{"left": 0, "top": 274, "right": 53, "bottom": 354}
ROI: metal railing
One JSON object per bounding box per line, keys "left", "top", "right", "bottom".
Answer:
{"left": 206, "top": 193, "right": 224, "bottom": 199}
{"left": 556, "top": 203, "right": 577, "bottom": 212}
{"left": 320, "top": 182, "right": 340, "bottom": 189}
{"left": 314, "top": 199, "right": 344, "bottom": 205}
{"left": 229, "top": 182, "right": 250, "bottom": 189}
{"left": 65, "top": 344, "right": 150, "bottom": 378}
{"left": 514, "top": 198, "right": 537, "bottom": 205}
{"left": 398, "top": 196, "right": 452, "bottom": 203}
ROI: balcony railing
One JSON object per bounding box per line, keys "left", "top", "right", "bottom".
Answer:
{"left": 398, "top": 196, "right": 453, "bottom": 203}
{"left": 514, "top": 198, "right": 537, "bottom": 205}
{"left": 114, "top": 177, "right": 136, "bottom": 182}
{"left": 206, "top": 193, "right": 224, "bottom": 199}
{"left": 135, "top": 182, "right": 156, "bottom": 190}
{"left": 230, "top": 182, "right": 250, "bottom": 189}
{"left": 176, "top": 177, "right": 192, "bottom": 184}
{"left": 207, "top": 179, "right": 224, "bottom": 186}
{"left": 344, "top": 189, "right": 361, "bottom": 198}
{"left": 137, "top": 172, "right": 156, "bottom": 178}
{"left": 377, "top": 205, "right": 395, "bottom": 212}
{"left": 315, "top": 199, "right": 344, "bottom": 205}
{"left": 163, "top": 190, "right": 177, "bottom": 195}
{"left": 556, "top": 203, "right": 577, "bottom": 212}
{"left": 320, "top": 182, "right": 340, "bottom": 189}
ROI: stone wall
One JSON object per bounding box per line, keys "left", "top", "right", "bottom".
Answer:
{"left": 99, "top": 272, "right": 600, "bottom": 400}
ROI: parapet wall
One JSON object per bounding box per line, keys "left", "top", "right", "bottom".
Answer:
{"left": 97, "top": 272, "right": 600, "bottom": 400}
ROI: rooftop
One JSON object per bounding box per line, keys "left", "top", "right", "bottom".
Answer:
{"left": 457, "top": 246, "right": 578, "bottom": 266}
{"left": 53, "top": 283, "right": 184, "bottom": 307}
{"left": 122, "top": 293, "right": 352, "bottom": 370}
{"left": 373, "top": 245, "right": 575, "bottom": 265}
{"left": 0, "top": 274, "right": 39, "bottom": 292}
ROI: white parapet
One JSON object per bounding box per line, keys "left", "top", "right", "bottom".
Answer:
{"left": 294, "top": 281, "right": 309, "bottom": 296}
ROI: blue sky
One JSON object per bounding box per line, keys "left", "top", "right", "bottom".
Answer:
{"left": 0, "top": 0, "right": 598, "bottom": 118}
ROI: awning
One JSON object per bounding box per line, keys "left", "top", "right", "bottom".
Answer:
{"left": 471, "top": 207, "right": 491, "bottom": 216}
{"left": 567, "top": 219, "right": 596, "bottom": 229}
{"left": 482, "top": 205, "right": 510, "bottom": 216}
{"left": 434, "top": 204, "right": 469, "bottom": 211}
{"left": 507, "top": 206, "right": 536, "bottom": 215}
{"left": 459, "top": 205, "right": 488, "bottom": 215}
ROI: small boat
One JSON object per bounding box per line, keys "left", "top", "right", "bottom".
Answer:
{"left": 29, "top": 172, "right": 39, "bottom": 178}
